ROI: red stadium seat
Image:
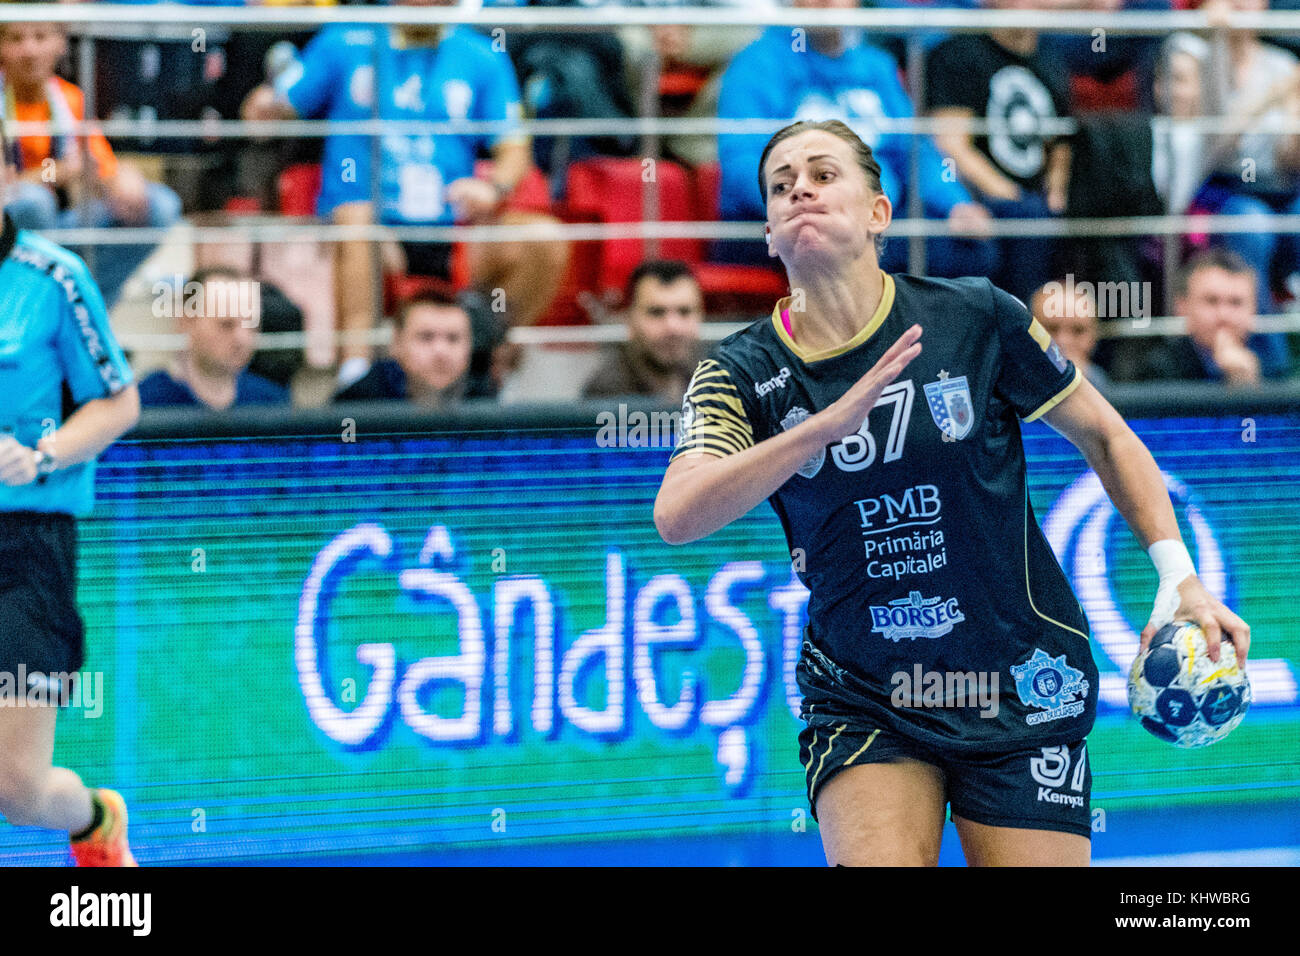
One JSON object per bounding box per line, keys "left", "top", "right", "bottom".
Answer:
{"left": 473, "top": 160, "right": 554, "bottom": 216}
{"left": 277, "top": 163, "right": 323, "bottom": 217}
{"left": 689, "top": 162, "right": 788, "bottom": 313}
{"left": 659, "top": 67, "right": 710, "bottom": 100}
{"left": 694, "top": 160, "right": 721, "bottom": 224}
{"left": 1070, "top": 69, "right": 1139, "bottom": 114}
{"left": 563, "top": 156, "right": 701, "bottom": 297}
{"left": 559, "top": 157, "right": 786, "bottom": 314}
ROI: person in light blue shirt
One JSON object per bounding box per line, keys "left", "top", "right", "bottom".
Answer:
{"left": 273, "top": 22, "right": 524, "bottom": 228}
{"left": 0, "top": 213, "right": 137, "bottom": 518}
{"left": 0, "top": 120, "right": 142, "bottom": 866}
{"left": 715, "top": 1, "right": 996, "bottom": 280}
{"left": 242, "top": 0, "right": 569, "bottom": 388}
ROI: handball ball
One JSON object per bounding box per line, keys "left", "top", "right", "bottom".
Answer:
{"left": 1127, "top": 621, "right": 1252, "bottom": 748}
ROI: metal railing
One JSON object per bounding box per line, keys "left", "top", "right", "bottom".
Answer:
{"left": 6, "top": 4, "right": 1300, "bottom": 350}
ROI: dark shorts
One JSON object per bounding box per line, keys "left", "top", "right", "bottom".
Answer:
{"left": 797, "top": 640, "right": 1092, "bottom": 839}
{"left": 0, "top": 511, "right": 85, "bottom": 706}
{"left": 399, "top": 241, "right": 455, "bottom": 281}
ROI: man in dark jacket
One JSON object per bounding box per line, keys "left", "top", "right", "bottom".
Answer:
{"left": 336, "top": 289, "right": 498, "bottom": 405}
{"left": 1141, "top": 248, "right": 1291, "bottom": 384}
{"left": 582, "top": 260, "right": 704, "bottom": 404}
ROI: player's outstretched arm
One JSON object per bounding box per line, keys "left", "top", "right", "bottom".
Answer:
{"left": 654, "top": 325, "right": 922, "bottom": 545}
{"left": 1042, "top": 376, "right": 1250, "bottom": 664}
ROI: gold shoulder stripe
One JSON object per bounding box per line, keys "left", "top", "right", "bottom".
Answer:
{"left": 1023, "top": 366, "right": 1082, "bottom": 422}
{"left": 694, "top": 392, "right": 747, "bottom": 416}
{"left": 1027, "top": 316, "right": 1053, "bottom": 353}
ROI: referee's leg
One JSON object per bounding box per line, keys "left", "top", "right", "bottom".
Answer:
{"left": 815, "top": 759, "right": 947, "bottom": 866}
{"left": 951, "top": 816, "right": 1090, "bottom": 867}
{"left": 0, "top": 703, "right": 94, "bottom": 833}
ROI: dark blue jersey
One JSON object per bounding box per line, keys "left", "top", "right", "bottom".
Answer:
{"left": 672, "top": 271, "right": 1097, "bottom": 753}
{"left": 137, "top": 369, "right": 289, "bottom": 408}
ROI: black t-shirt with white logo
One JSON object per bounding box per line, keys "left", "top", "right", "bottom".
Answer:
{"left": 672, "top": 272, "right": 1096, "bottom": 753}
{"left": 924, "top": 34, "right": 1071, "bottom": 193}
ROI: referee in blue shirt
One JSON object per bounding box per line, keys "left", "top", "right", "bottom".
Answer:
{"left": 0, "top": 119, "right": 141, "bottom": 865}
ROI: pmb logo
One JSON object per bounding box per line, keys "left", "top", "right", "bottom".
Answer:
{"left": 854, "top": 484, "right": 941, "bottom": 531}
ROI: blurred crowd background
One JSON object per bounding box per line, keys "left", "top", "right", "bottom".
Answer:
{"left": 4, "top": 0, "right": 1300, "bottom": 413}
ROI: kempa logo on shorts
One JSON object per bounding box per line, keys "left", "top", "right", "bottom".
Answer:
{"left": 870, "top": 591, "right": 965, "bottom": 641}
{"left": 1029, "top": 744, "right": 1087, "bottom": 808}
{"left": 755, "top": 367, "right": 791, "bottom": 397}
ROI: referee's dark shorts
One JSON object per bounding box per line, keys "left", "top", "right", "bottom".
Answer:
{"left": 0, "top": 511, "right": 86, "bottom": 704}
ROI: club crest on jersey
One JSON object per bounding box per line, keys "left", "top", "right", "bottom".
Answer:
{"left": 924, "top": 371, "right": 973, "bottom": 441}
{"left": 780, "top": 406, "right": 824, "bottom": 478}
{"left": 869, "top": 591, "right": 965, "bottom": 641}
{"left": 1010, "top": 648, "right": 1089, "bottom": 725}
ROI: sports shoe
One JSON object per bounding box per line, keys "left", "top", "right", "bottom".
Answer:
{"left": 71, "top": 789, "right": 138, "bottom": 867}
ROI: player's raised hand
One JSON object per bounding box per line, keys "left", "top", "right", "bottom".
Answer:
{"left": 1139, "top": 575, "right": 1251, "bottom": 666}
{"left": 815, "top": 324, "right": 922, "bottom": 442}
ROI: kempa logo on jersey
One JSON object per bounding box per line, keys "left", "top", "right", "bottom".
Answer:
{"left": 755, "top": 367, "right": 792, "bottom": 397}
{"left": 870, "top": 591, "right": 965, "bottom": 641}
{"left": 1030, "top": 744, "right": 1088, "bottom": 808}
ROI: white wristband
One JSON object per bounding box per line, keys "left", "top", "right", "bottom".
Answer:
{"left": 1148, "top": 539, "right": 1195, "bottom": 586}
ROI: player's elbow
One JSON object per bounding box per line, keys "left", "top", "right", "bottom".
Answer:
{"left": 653, "top": 495, "right": 695, "bottom": 546}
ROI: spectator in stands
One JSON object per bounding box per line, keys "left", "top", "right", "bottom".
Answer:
{"left": 583, "top": 259, "right": 703, "bottom": 403}
{"left": 715, "top": 0, "right": 996, "bottom": 280}
{"left": 1152, "top": 32, "right": 1213, "bottom": 217}
{"left": 1036, "top": 0, "right": 1172, "bottom": 114}
{"left": 1030, "top": 278, "right": 1111, "bottom": 388}
{"left": 611, "top": 0, "right": 777, "bottom": 169}
{"left": 1140, "top": 248, "right": 1291, "bottom": 384}
{"left": 138, "top": 267, "right": 290, "bottom": 409}
{"left": 0, "top": 15, "right": 182, "bottom": 309}
{"left": 1189, "top": 0, "right": 1300, "bottom": 319}
{"left": 241, "top": 0, "right": 569, "bottom": 390}
{"left": 247, "top": 282, "right": 309, "bottom": 392}
{"left": 924, "top": 0, "right": 1072, "bottom": 301}
{"left": 335, "top": 289, "right": 486, "bottom": 405}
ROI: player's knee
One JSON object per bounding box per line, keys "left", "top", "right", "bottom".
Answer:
{"left": 0, "top": 768, "right": 45, "bottom": 827}
{"left": 827, "top": 836, "right": 940, "bottom": 867}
